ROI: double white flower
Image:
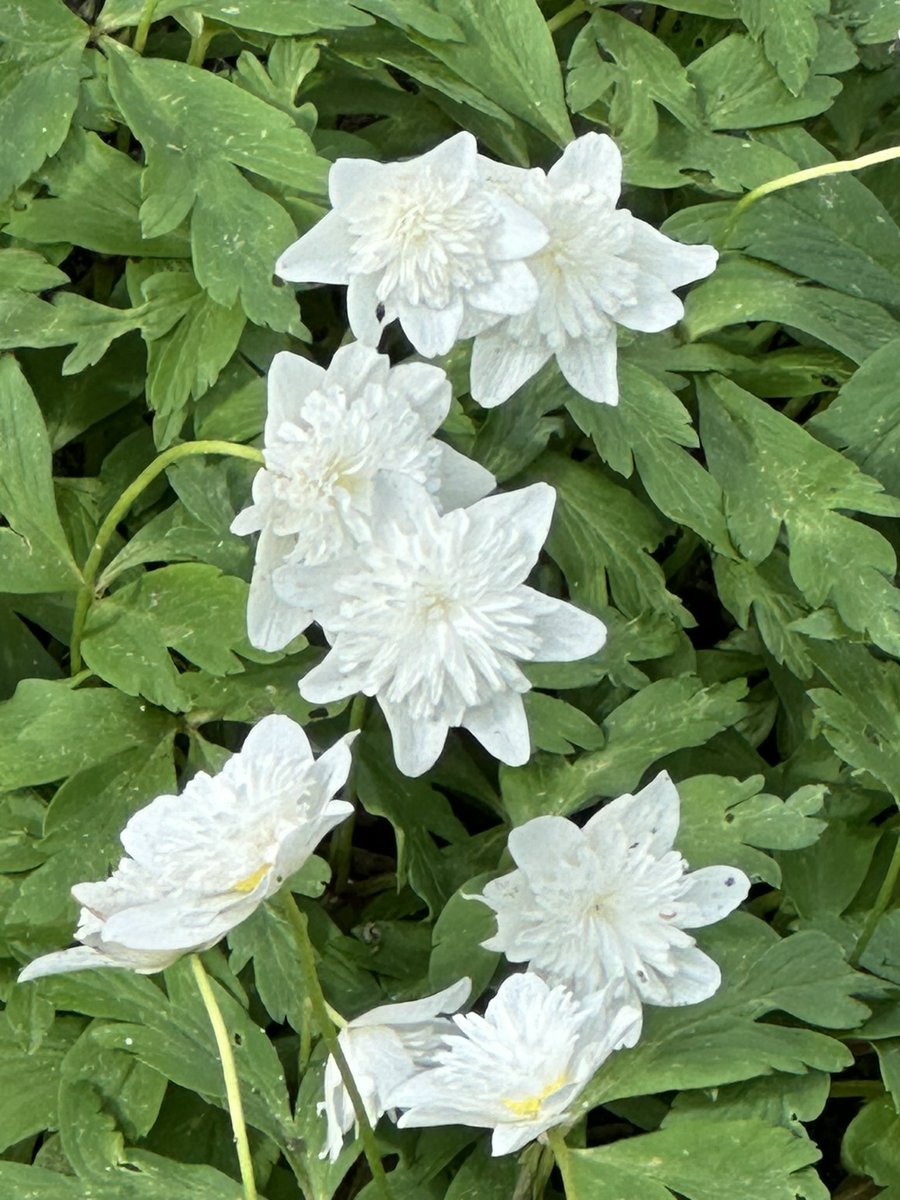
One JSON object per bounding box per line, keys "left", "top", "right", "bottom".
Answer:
{"left": 275, "top": 477, "right": 607, "bottom": 777}
{"left": 19, "top": 716, "right": 354, "bottom": 981}
{"left": 276, "top": 131, "right": 548, "bottom": 357}
{"left": 477, "top": 772, "right": 750, "bottom": 1008}
{"left": 231, "top": 342, "right": 495, "bottom": 651}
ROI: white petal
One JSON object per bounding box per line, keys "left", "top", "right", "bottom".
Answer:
{"left": 673, "top": 865, "right": 750, "bottom": 928}
{"left": 555, "top": 327, "right": 619, "bottom": 405}
{"left": 354, "top": 978, "right": 471, "bottom": 1028}
{"left": 272, "top": 557, "right": 351, "bottom": 624}
{"left": 464, "top": 484, "right": 556, "bottom": 583}
{"left": 523, "top": 590, "right": 607, "bottom": 662}
{"left": 627, "top": 219, "right": 719, "bottom": 291}
{"left": 585, "top": 771, "right": 680, "bottom": 858}
{"left": 101, "top": 894, "right": 246, "bottom": 951}
{"left": 275, "top": 211, "right": 353, "bottom": 284}
{"left": 418, "top": 130, "right": 478, "bottom": 183}
{"left": 240, "top": 713, "right": 313, "bottom": 768}
{"left": 469, "top": 328, "right": 550, "bottom": 408}
{"left": 18, "top": 946, "right": 121, "bottom": 981}
{"left": 469, "top": 260, "right": 539, "bottom": 317}
{"left": 507, "top": 815, "right": 588, "bottom": 879}
{"left": 328, "top": 155, "right": 386, "bottom": 209}
{"left": 347, "top": 272, "right": 386, "bottom": 346}
{"left": 487, "top": 191, "right": 549, "bottom": 260}
{"left": 310, "top": 732, "right": 357, "bottom": 804}
{"left": 298, "top": 651, "right": 362, "bottom": 705}
{"left": 654, "top": 944, "right": 722, "bottom": 1006}
{"left": 491, "top": 1123, "right": 539, "bottom": 1156}
{"left": 614, "top": 272, "right": 684, "bottom": 334}
{"left": 397, "top": 297, "right": 463, "bottom": 358}
{"left": 434, "top": 443, "right": 495, "bottom": 511}
{"left": 548, "top": 132, "right": 622, "bottom": 205}
{"left": 380, "top": 697, "right": 449, "bottom": 778}
{"left": 266, "top": 351, "right": 326, "bottom": 434}
{"left": 462, "top": 690, "right": 530, "bottom": 766}
{"left": 388, "top": 361, "right": 452, "bottom": 431}
{"left": 326, "top": 341, "right": 391, "bottom": 394}
{"left": 247, "top": 527, "right": 313, "bottom": 652}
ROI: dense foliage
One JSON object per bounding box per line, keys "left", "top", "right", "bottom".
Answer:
{"left": 1, "top": 0, "right": 900, "bottom": 1197}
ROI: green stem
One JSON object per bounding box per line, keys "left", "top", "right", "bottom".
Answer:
{"left": 547, "top": 0, "right": 588, "bottom": 35}
{"left": 547, "top": 1127, "right": 578, "bottom": 1200}
{"left": 853, "top": 830, "right": 900, "bottom": 966}
{"left": 190, "top": 955, "right": 258, "bottom": 1200}
{"left": 188, "top": 23, "right": 213, "bottom": 67}
{"left": 69, "top": 439, "right": 263, "bottom": 675}
{"left": 329, "top": 694, "right": 369, "bottom": 893}
{"left": 280, "top": 893, "right": 392, "bottom": 1200}
{"left": 132, "top": 0, "right": 158, "bottom": 54}
{"left": 829, "top": 1081, "right": 884, "bottom": 1099}
{"left": 734, "top": 144, "right": 900, "bottom": 218}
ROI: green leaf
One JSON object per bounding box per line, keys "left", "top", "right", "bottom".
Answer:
{"left": 0, "top": 1011, "right": 83, "bottom": 1153}
{"left": 0, "top": 248, "right": 68, "bottom": 292}
{"left": 429, "top": 874, "right": 501, "bottom": 998}
{"left": 523, "top": 692, "right": 605, "bottom": 754}
{"left": 0, "top": 1155, "right": 247, "bottom": 1197}
{"left": 0, "top": 356, "right": 81, "bottom": 593}
{"left": 500, "top": 677, "right": 748, "bottom": 822}
{"left": 568, "top": 362, "right": 732, "bottom": 552}
{"left": 713, "top": 551, "right": 813, "bottom": 678}
{"left": 98, "top": 0, "right": 373, "bottom": 35}
{"left": 682, "top": 257, "right": 900, "bottom": 364}
{"left": 843, "top": 1097, "right": 900, "bottom": 1191}
{"left": 699, "top": 374, "right": 900, "bottom": 655}
{"left": 568, "top": 1119, "right": 821, "bottom": 1200}
{"left": 0, "top": 0, "right": 89, "bottom": 203}
{"left": 582, "top": 915, "right": 865, "bottom": 1109}
{"left": 104, "top": 43, "right": 328, "bottom": 330}
{"left": 227, "top": 900, "right": 312, "bottom": 1031}
{"left": 739, "top": 0, "right": 828, "bottom": 94}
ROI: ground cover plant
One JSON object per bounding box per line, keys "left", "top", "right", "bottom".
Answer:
{"left": 1, "top": 0, "right": 900, "bottom": 1197}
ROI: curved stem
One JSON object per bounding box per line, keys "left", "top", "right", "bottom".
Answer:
{"left": 69, "top": 439, "right": 264, "bottom": 675}
{"left": 279, "top": 892, "right": 392, "bottom": 1200}
{"left": 547, "top": 0, "right": 588, "bottom": 35}
{"left": 853, "top": 829, "right": 900, "bottom": 966}
{"left": 132, "top": 0, "right": 158, "bottom": 53}
{"left": 547, "top": 1127, "right": 578, "bottom": 1200}
{"left": 734, "top": 145, "right": 900, "bottom": 218}
{"left": 329, "top": 694, "right": 369, "bottom": 893}
{"left": 190, "top": 955, "right": 258, "bottom": 1200}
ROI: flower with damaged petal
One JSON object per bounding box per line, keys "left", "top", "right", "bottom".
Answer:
{"left": 477, "top": 771, "right": 750, "bottom": 1007}
{"left": 390, "top": 972, "right": 640, "bottom": 1156}
{"left": 18, "top": 715, "right": 354, "bottom": 981}
{"left": 470, "top": 133, "right": 718, "bottom": 407}
{"left": 275, "top": 132, "right": 548, "bottom": 357}
{"left": 320, "top": 977, "right": 471, "bottom": 1162}
{"left": 231, "top": 342, "right": 495, "bottom": 651}
{"left": 274, "top": 478, "right": 607, "bottom": 777}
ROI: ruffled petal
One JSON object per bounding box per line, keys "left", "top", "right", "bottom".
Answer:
{"left": 380, "top": 697, "right": 449, "bottom": 778}
{"left": 275, "top": 211, "right": 353, "bottom": 284}
{"left": 462, "top": 690, "right": 530, "bottom": 767}
{"left": 672, "top": 865, "right": 751, "bottom": 928}
{"left": 396, "top": 297, "right": 464, "bottom": 358}
{"left": 470, "top": 328, "right": 550, "bottom": 408}
{"left": 548, "top": 132, "right": 623, "bottom": 205}
{"left": 266, "top": 351, "right": 326, "bottom": 434}
{"left": 469, "top": 259, "right": 539, "bottom": 317}
{"left": 388, "top": 360, "right": 452, "bottom": 430}
{"left": 585, "top": 771, "right": 681, "bottom": 858}
{"left": 299, "top": 650, "right": 364, "bottom": 705}
{"left": 555, "top": 326, "right": 619, "bottom": 405}
{"left": 246, "top": 526, "right": 313, "bottom": 652}
{"left": 347, "top": 272, "right": 386, "bottom": 346}
{"left": 507, "top": 815, "right": 589, "bottom": 879}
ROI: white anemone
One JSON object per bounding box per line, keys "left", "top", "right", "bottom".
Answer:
{"left": 320, "top": 978, "right": 471, "bottom": 1162}
{"left": 470, "top": 133, "right": 718, "bottom": 407}
{"left": 275, "top": 132, "right": 548, "bottom": 356}
{"left": 478, "top": 772, "right": 751, "bottom": 1006}
{"left": 274, "top": 478, "right": 607, "bottom": 777}
{"left": 231, "top": 342, "right": 495, "bottom": 651}
{"left": 391, "top": 972, "right": 640, "bottom": 1156}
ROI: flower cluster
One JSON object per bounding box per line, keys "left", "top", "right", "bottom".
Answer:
{"left": 19, "top": 716, "right": 353, "bottom": 981}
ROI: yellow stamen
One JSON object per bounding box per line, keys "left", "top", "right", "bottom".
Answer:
{"left": 233, "top": 864, "right": 270, "bottom": 894}
{"left": 502, "top": 1072, "right": 568, "bottom": 1119}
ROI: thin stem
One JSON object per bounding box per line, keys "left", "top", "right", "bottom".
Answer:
{"left": 734, "top": 145, "right": 900, "bottom": 218}
{"left": 329, "top": 694, "right": 369, "bottom": 893}
{"left": 547, "top": 1127, "right": 578, "bottom": 1200}
{"left": 853, "top": 830, "right": 900, "bottom": 965}
{"left": 188, "top": 23, "right": 213, "bottom": 67}
{"left": 829, "top": 1081, "right": 885, "bottom": 1099}
{"left": 279, "top": 893, "right": 392, "bottom": 1200}
{"left": 69, "top": 439, "right": 264, "bottom": 674}
{"left": 190, "top": 955, "right": 258, "bottom": 1200}
{"left": 132, "top": 0, "right": 158, "bottom": 54}
{"left": 547, "top": 0, "right": 588, "bottom": 35}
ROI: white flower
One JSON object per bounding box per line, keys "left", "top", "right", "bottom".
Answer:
{"left": 470, "top": 133, "right": 718, "bottom": 407}
{"left": 275, "top": 132, "right": 548, "bottom": 357}
{"left": 477, "top": 772, "right": 750, "bottom": 1007}
{"left": 391, "top": 973, "right": 640, "bottom": 1156}
{"left": 274, "top": 478, "right": 607, "bottom": 777}
{"left": 319, "top": 977, "right": 471, "bottom": 1162}
{"left": 231, "top": 342, "right": 495, "bottom": 651}
{"left": 18, "top": 716, "right": 354, "bottom": 981}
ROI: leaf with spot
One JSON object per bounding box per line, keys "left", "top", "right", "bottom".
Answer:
{"left": 739, "top": 0, "right": 829, "bottom": 95}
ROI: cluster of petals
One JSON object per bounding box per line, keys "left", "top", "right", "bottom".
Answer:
{"left": 231, "top": 342, "right": 495, "bottom": 651}
{"left": 274, "top": 476, "right": 607, "bottom": 777}
{"left": 276, "top": 131, "right": 717, "bottom": 407}
{"left": 19, "top": 716, "right": 353, "bottom": 981}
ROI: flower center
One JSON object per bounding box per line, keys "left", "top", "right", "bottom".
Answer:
{"left": 502, "top": 1071, "right": 568, "bottom": 1119}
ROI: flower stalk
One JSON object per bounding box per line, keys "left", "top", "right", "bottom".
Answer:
{"left": 734, "top": 144, "right": 900, "bottom": 217}
{"left": 190, "top": 954, "right": 258, "bottom": 1200}
{"left": 329, "top": 693, "right": 368, "bottom": 893}
{"left": 547, "top": 1127, "right": 578, "bottom": 1200}
{"left": 69, "top": 439, "right": 263, "bottom": 675}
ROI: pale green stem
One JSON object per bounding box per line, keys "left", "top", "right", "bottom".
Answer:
{"left": 132, "top": 0, "right": 158, "bottom": 54}
{"left": 547, "top": 0, "right": 588, "bottom": 35}
{"left": 279, "top": 893, "right": 392, "bottom": 1200}
{"left": 852, "top": 829, "right": 900, "bottom": 966}
{"left": 190, "top": 955, "right": 258, "bottom": 1200}
{"left": 188, "top": 22, "right": 213, "bottom": 67}
{"left": 734, "top": 144, "right": 900, "bottom": 217}
{"left": 328, "top": 693, "right": 369, "bottom": 893}
{"left": 69, "top": 439, "right": 264, "bottom": 675}
{"left": 547, "top": 1127, "right": 578, "bottom": 1200}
